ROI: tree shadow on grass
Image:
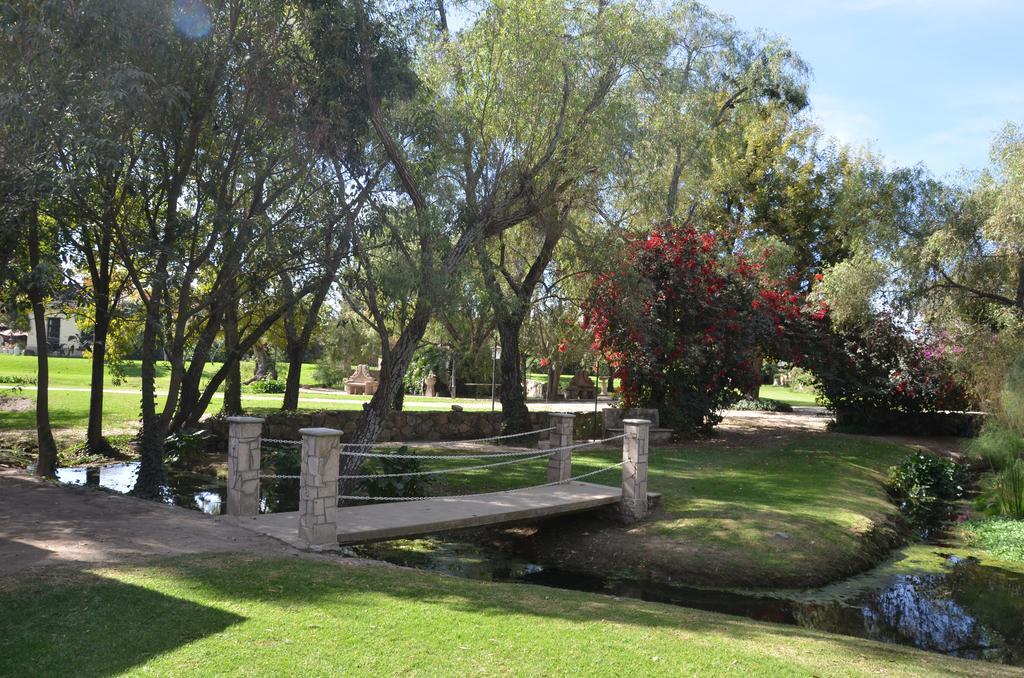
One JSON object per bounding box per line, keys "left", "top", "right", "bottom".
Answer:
{"left": 149, "top": 554, "right": 999, "bottom": 676}
{"left": 0, "top": 560, "right": 243, "bottom": 678}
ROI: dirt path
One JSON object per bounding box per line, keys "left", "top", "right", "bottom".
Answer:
{"left": 0, "top": 469, "right": 299, "bottom": 578}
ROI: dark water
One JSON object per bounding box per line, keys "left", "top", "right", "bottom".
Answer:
{"left": 55, "top": 444, "right": 301, "bottom": 515}
{"left": 56, "top": 459, "right": 1024, "bottom": 666}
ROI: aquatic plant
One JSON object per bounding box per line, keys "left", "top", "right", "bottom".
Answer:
{"left": 979, "top": 460, "right": 1024, "bottom": 519}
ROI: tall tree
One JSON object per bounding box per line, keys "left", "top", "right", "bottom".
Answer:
{"left": 314, "top": 0, "right": 654, "bottom": 467}
{"left": 477, "top": 204, "right": 570, "bottom": 431}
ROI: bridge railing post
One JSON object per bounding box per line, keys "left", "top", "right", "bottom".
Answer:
{"left": 547, "top": 413, "right": 575, "bottom": 483}
{"left": 621, "top": 419, "right": 651, "bottom": 522}
{"left": 299, "top": 427, "right": 342, "bottom": 546}
{"left": 226, "top": 416, "right": 264, "bottom": 516}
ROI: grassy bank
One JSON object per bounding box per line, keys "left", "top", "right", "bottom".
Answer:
{"left": 0, "top": 555, "right": 1000, "bottom": 677}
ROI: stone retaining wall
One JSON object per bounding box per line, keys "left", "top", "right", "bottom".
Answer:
{"left": 206, "top": 409, "right": 552, "bottom": 445}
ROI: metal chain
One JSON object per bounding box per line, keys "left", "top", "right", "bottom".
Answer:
{"left": 259, "top": 473, "right": 300, "bottom": 479}
{"left": 261, "top": 438, "right": 303, "bottom": 446}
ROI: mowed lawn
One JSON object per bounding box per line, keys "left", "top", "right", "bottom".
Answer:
{"left": 758, "top": 384, "right": 819, "bottom": 406}
{"left": 0, "top": 555, "right": 998, "bottom": 677}
{"left": 0, "top": 356, "right": 496, "bottom": 431}
{"left": 0, "top": 354, "right": 319, "bottom": 391}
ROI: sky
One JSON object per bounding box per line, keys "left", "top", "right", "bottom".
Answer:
{"left": 708, "top": 0, "right": 1024, "bottom": 179}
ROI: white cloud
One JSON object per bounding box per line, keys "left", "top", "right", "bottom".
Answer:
{"left": 809, "top": 94, "right": 878, "bottom": 147}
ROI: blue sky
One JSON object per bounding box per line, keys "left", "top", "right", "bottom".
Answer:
{"left": 709, "top": 0, "right": 1024, "bottom": 179}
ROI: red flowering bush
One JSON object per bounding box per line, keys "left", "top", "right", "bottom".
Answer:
{"left": 584, "top": 225, "right": 970, "bottom": 435}
{"left": 797, "top": 314, "right": 971, "bottom": 430}
{"left": 583, "top": 226, "right": 801, "bottom": 433}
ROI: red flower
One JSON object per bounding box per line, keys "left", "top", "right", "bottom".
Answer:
{"left": 539, "top": 358, "right": 550, "bottom": 368}
{"left": 557, "top": 341, "right": 568, "bottom": 354}
{"left": 814, "top": 273, "right": 824, "bottom": 282}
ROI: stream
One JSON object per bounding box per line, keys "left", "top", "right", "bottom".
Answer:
{"left": 56, "top": 460, "right": 1024, "bottom": 667}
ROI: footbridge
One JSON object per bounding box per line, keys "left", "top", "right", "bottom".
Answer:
{"left": 219, "top": 414, "right": 652, "bottom": 549}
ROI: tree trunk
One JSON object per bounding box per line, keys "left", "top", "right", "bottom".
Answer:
{"left": 282, "top": 343, "right": 303, "bottom": 411}
{"left": 250, "top": 342, "right": 277, "bottom": 381}
{"left": 27, "top": 208, "right": 58, "bottom": 477}
{"left": 222, "top": 299, "right": 242, "bottom": 416}
{"left": 496, "top": 315, "right": 530, "bottom": 433}
{"left": 85, "top": 302, "right": 110, "bottom": 453}
{"left": 339, "top": 303, "right": 432, "bottom": 490}
{"left": 743, "top": 348, "right": 764, "bottom": 401}
{"left": 133, "top": 252, "right": 170, "bottom": 499}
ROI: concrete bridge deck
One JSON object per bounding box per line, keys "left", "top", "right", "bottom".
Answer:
{"left": 221, "top": 481, "right": 622, "bottom": 548}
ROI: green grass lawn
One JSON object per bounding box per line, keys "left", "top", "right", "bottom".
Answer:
{"left": 0, "top": 555, "right": 998, "bottom": 677}
{"left": 758, "top": 384, "right": 820, "bottom": 407}
{"left": 0, "top": 388, "right": 504, "bottom": 432}
{"left": 0, "top": 355, "right": 501, "bottom": 432}
{"left": 0, "top": 353, "right": 321, "bottom": 390}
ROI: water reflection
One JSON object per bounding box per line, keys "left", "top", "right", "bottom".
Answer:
{"left": 57, "top": 463, "right": 139, "bottom": 494}
{"left": 54, "top": 455, "right": 303, "bottom": 517}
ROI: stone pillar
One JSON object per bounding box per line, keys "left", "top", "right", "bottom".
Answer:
{"left": 424, "top": 372, "right": 437, "bottom": 397}
{"left": 226, "top": 416, "right": 264, "bottom": 516}
{"left": 621, "top": 419, "right": 651, "bottom": 522}
{"left": 298, "top": 427, "right": 342, "bottom": 546}
{"left": 547, "top": 413, "right": 575, "bottom": 483}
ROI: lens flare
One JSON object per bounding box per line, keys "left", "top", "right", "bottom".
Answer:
{"left": 172, "top": 0, "right": 213, "bottom": 39}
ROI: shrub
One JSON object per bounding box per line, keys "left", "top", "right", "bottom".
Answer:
{"left": 246, "top": 378, "right": 286, "bottom": 394}
{"left": 584, "top": 226, "right": 803, "bottom": 434}
{"left": 356, "top": 447, "right": 429, "bottom": 499}
{"left": 164, "top": 428, "right": 211, "bottom": 469}
{"left": 785, "top": 365, "right": 817, "bottom": 393}
{"left": 313, "top": 361, "right": 349, "bottom": 389}
{"left": 889, "top": 453, "right": 968, "bottom": 529}
{"left": 404, "top": 346, "right": 447, "bottom": 395}
{"left": 797, "top": 314, "right": 971, "bottom": 432}
{"left": 0, "top": 375, "right": 34, "bottom": 385}
{"left": 819, "top": 318, "right": 967, "bottom": 414}
{"left": 731, "top": 397, "right": 794, "bottom": 413}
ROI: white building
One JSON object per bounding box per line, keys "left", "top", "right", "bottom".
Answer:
{"left": 26, "top": 310, "right": 84, "bottom": 357}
